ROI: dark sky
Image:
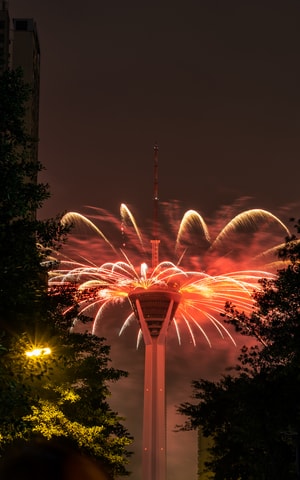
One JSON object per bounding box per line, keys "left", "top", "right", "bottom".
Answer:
{"left": 9, "top": 1, "right": 300, "bottom": 479}
{"left": 10, "top": 0, "right": 300, "bottom": 222}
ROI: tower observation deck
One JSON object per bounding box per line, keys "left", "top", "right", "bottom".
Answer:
{"left": 129, "top": 288, "right": 181, "bottom": 338}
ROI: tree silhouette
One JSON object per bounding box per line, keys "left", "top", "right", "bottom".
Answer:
{"left": 178, "top": 221, "right": 300, "bottom": 480}
{"left": 0, "top": 69, "right": 132, "bottom": 477}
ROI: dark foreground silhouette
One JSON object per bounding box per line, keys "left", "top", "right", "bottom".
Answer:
{"left": 0, "top": 437, "right": 113, "bottom": 480}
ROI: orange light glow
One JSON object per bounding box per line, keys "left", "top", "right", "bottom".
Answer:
{"left": 49, "top": 203, "right": 290, "bottom": 347}
{"left": 25, "top": 347, "right": 51, "bottom": 357}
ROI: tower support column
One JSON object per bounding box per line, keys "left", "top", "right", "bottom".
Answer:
{"left": 129, "top": 289, "right": 181, "bottom": 480}
{"left": 143, "top": 339, "right": 166, "bottom": 480}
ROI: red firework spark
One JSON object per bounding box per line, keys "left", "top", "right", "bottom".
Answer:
{"left": 49, "top": 202, "right": 290, "bottom": 346}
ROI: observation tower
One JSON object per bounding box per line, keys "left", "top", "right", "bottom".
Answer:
{"left": 128, "top": 146, "right": 181, "bottom": 480}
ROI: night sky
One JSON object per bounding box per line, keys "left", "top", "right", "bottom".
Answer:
{"left": 9, "top": 1, "right": 300, "bottom": 479}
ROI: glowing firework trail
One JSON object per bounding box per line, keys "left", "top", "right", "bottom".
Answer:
{"left": 49, "top": 194, "right": 289, "bottom": 480}
{"left": 50, "top": 204, "right": 289, "bottom": 347}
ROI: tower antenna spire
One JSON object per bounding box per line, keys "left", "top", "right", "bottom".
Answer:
{"left": 151, "top": 144, "right": 160, "bottom": 269}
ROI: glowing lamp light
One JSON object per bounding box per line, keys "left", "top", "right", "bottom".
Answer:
{"left": 25, "top": 347, "right": 51, "bottom": 357}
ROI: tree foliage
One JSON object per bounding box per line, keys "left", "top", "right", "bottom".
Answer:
{"left": 0, "top": 319, "right": 132, "bottom": 477}
{"left": 0, "top": 69, "right": 132, "bottom": 477}
{"left": 178, "top": 222, "right": 300, "bottom": 480}
{"left": 0, "top": 67, "right": 68, "bottom": 332}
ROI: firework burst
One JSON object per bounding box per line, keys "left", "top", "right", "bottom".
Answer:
{"left": 49, "top": 202, "right": 290, "bottom": 347}
{"left": 48, "top": 199, "right": 291, "bottom": 480}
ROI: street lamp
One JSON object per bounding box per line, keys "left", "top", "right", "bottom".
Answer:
{"left": 25, "top": 347, "right": 51, "bottom": 357}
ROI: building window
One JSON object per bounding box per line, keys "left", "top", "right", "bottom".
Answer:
{"left": 14, "top": 20, "right": 28, "bottom": 30}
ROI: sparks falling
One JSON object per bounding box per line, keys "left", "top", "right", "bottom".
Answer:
{"left": 49, "top": 202, "right": 290, "bottom": 348}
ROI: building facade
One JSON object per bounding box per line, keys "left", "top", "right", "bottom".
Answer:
{"left": 0, "top": 1, "right": 10, "bottom": 72}
{"left": 0, "top": 2, "right": 40, "bottom": 169}
{"left": 12, "top": 17, "right": 40, "bottom": 162}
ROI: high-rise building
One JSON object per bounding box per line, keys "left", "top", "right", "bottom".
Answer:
{"left": 12, "top": 17, "right": 40, "bottom": 163}
{"left": 0, "top": 1, "right": 10, "bottom": 72}
{"left": 0, "top": 2, "right": 40, "bottom": 165}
